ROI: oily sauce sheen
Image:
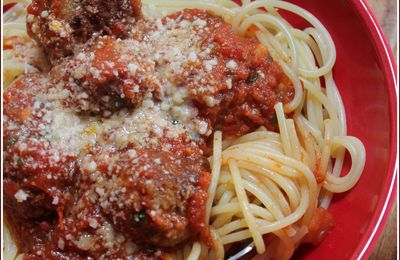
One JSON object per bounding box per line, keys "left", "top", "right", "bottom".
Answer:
{"left": 3, "top": 0, "right": 295, "bottom": 259}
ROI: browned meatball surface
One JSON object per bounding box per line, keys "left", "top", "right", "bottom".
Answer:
{"left": 27, "top": 0, "right": 141, "bottom": 62}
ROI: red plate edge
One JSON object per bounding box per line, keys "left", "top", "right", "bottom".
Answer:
{"left": 349, "top": 0, "right": 398, "bottom": 259}
{"left": 2, "top": 0, "right": 398, "bottom": 259}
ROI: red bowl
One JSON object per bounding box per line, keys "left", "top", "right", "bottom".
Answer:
{"left": 284, "top": 0, "right": 397, "bottom": 259}
{"left": 3, "top": 0, "right": 397, "bottom": 259}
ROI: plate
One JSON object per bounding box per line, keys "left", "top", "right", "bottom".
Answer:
{"left": 3, "top": 0, "right": 397, "bottom": 259}
{"left": 279, "top": 0, "right": 397, "bottom": 259}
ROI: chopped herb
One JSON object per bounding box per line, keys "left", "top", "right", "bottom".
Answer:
{"left": 267, "top": 55, "right": 273, "bottom": 62}
{"left": 132, "top": 209, "right": 146, "bottom": 226}
{"left": 172, "top": 119, "right": 179, "bottom": 125}
{"left": 17, "top": 158, "right": 25, "bottom": 166}
{"left": 247, "top": 72, "right": 259, "bottom": 84}
{"left": 7, "top": 137, "right": 17, "bottom": 147}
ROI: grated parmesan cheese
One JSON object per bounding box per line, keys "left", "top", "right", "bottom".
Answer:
{"left": 226, "top": 59, "right": 238, "bottom": 70}
{"left": 127, "top": 63, "right": 138, "bottom": 74}
{"left": 14, "top": 189, "right": 29, "bottom": 203}
{"left": 52, "top": 196, "right": 59, "bottom": 205}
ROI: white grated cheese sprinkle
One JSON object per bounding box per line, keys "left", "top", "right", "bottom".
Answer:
{"left": 193, "top": 19, "right": 207, "bottom": 28}
{"left": 127, "top": 63, "right": 138, "bottom": 74}
{"left": 14, "top": 189, "right": 29, "bottom": 203}
{"left": 77, "top": 52, "right": 86, "bottom": 61}
{"left": 89, "top": 218, "right": 98, "bottom": 228}
{"left": 188, "top": 51, "right": 198, "bottom": 62}
{"left": 204, "top": 58, "right": 218, "bottom": 72}
{"left": 96, "top": 187, "right": 105, "bottom": 196}
{"left": 127, "top": 149, "right": 137, "bottom": 159}
{"left": 86, "top": 161, "right": 97, "bottom": 173}
{"left": 40, "top": 11, "right": 49, "bottom": 18}
{"left": 52, "top": 196, "right": 59, "bottom": 205}
{"left": 226, "top": 59, "right": 238, "bottom": 70}
{"left": 198, "top": 121, "right": 208, "bottom": 135}
{"left": 226, "top": 78, "right": 233, "bottom": 89}
{"left": 58, "top": 239, "right": 65, "bottom": 250}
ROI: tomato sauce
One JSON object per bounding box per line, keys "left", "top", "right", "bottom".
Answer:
{"left": 4, "top": 5, "right": 296, "bottom": 260}
{"left": 171, "top": 9, "right": 294, "bottom": 138}
{"left": 304, "top": 208, "right": 334, "bottom": 246}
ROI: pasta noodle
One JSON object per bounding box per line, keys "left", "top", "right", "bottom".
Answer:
{"left": 3, "top": 2, "right": 30, "bottom": 88}
{"left": 3, "top": 1, "right": 49, "bottom": 88}
{"left": 143, "top": 0, "right": 365, "bottom": 258}
{"left": 3, "top": 0, "right": 366, "bottom": 259}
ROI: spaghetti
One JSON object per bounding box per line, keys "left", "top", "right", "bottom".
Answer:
{"left": 3, "top": 0, "right": 366, "bottom": 259}
{"left": 3, "top": 0, "right": 49, "bottom": 88}
{"left": 143, "top": 0, "right": 365, "bottom": 258}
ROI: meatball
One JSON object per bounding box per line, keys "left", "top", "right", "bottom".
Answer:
{"left": 50, "top": 36, "right": 161, "bottom": 115}
{"left": 77, "top": 144, "right": 210, "bottom": 247}
{"left": 3, "top": 75, "right": 78, "bottom": 223}
{"left": 27, "top": 0, "right": 141, "bottom": 63}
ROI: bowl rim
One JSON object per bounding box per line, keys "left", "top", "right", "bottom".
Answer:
{"left": 348, "top": 0, "right": 398, "bottom": 259}
{"left": 2, "top": 0, "right": 398, "bottom": 259}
